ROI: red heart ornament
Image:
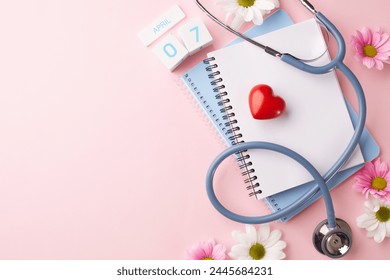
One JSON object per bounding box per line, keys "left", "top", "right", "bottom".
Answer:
{"left": 249, "top": 84, "right": 286, "bottom": 120}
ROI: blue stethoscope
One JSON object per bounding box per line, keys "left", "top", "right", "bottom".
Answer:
{"left": 196, "top": 0, "right": 366, "bottom": 258}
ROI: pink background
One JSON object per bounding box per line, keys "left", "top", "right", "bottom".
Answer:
{"left": 0, "top": 0, "right": 389, "bottom": 260}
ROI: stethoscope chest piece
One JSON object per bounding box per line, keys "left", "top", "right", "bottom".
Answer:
{"left": 312, "top": 218, "right": 352, "bottom": 258}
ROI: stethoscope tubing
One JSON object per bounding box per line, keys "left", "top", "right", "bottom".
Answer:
{"left": 281, "top": 12, "right": 346, "bottom": 73}
{"left": 283, "top": 12, "right": 367, "bottom": 184}
{"left": 205, "top": 11, "right": 366, "bottom": 229}
{"left": 206, "top": 141, "right": 336, "bottom": 227}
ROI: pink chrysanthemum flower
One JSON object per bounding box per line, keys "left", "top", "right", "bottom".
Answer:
{"left": 353, "top": 158, "right": 390, "bottom": 201}
{"left": 350, "top": 27, "right": 390, "bottom": 70}
{"left": 186, "top": 239, "right": 227, "bottom": 260}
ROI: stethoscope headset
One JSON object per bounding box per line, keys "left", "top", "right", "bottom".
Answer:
{"left": 196, "top": 0, "right": 367, "bottom": 258}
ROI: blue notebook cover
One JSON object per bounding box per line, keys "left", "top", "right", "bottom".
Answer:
{"left": 182, "top": 10, "right": 380, "bottom": 222}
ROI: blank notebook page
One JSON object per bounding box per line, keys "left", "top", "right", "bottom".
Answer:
{"left": 207, "top": 18, "right": 364, "bottom": 199}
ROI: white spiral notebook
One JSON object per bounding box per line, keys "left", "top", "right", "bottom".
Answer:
{"left": 206, "top": 18, "right": 365, "bottom": 199}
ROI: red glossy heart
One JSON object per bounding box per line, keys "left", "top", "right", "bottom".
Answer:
{"left": 249, "top": 84, "right": 286, "bottom": 120}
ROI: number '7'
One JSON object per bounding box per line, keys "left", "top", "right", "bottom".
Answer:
{"left": 190, "top": 26, "right": 199, "bottom": 43}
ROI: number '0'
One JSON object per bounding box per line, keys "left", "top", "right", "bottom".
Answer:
{"left": 163, "top": 43, "right": 177, "bottom": 58}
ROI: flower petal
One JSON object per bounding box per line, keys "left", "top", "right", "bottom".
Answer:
{"left": 365, "top": 161, "right": 376, "bottom": 175}
{"left": 375, "top": 32, "right": 390, "bottom": 49}
{"left": 212, "top": 244, "right": 227, "bottom": 260}
{"left": 268, "top": 0, "right": 280, "bottom": 8}
{"left": 186, "top": 245, "right": 205, "bottom": 260}
{"left": 374, "top": 59, "right": 384, "bottom": 70}
{"left": 376, "top": 159, "right": 390, "bottom": 177}
{"left": 230, "top": 14, "right": 244, "bottom": 30}
{"left": 255, "top": 0, "right": 276, "bottom": 10}
{"left": 230, "top": 224, "right": 287, "bottom": 260}
{"left": 361, "top": 27, "right": 373, "bottom": 44}
{"left": 252, "top": 6, "right": 264, "bottom": 25}
{"left": 269, "top": 240, "right": 286, "bottom": 251}
{"left": 366, "top": 219, "right": 380, "bottom": 232}
{"left": 237, "top": 6, "right": 248, "bottom": 18}
{"left": 263, "top": 245, "right": 286, "bottom": 260}
{"left": 372, "top": 31, "right": 381, "bottom": 46}
{"left": 232, "top": 230, "right": 251, "bottom": 244}
{"left": 351, "top": 30, "right": 364, "bottom": 47}
{"left": 224, "top": 4, "right": 239, "bottom": 13}
{"left": 356, "top": 214, "right": 378, "bottom": 229}
{"left": 376, "top": 42, "right": 390, "bottom": 53}
{"left": 364, "top": 199, "right": 376, "bottom": 212}
{"left": 264, "top": 229, "right": 282, "bottom": 247}
{"left": 229, "top": 244, "right": 251, "bottom": 260}
{"left": 385, "top": 221, "right": 390, "bottom": 237}
{"left": 257, "top": 224, "right": 270, "bottom": 243}
{"left": 202, "top": 240, "right": 215, "bottom": 257}
{"left": 243, "top": 7, "right": 254, "bottom": 22}
{"left": 373, "top": 223, "right": 386, "bottom": 243}
{"left": 367, "top": 229, "right": 376, "bottom": 238}
{"left": 362, "top": 57, "right": 375, "bottom": 69}
{"left": 246, "top": 224, "right": 259, "bottom": 242}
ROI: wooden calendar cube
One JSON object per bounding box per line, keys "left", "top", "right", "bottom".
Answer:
{"left": 178, "top": 18, "right": 213, "bottom": 55}
{"left": 153, "top": 34, "right": 189, "bottom": 71}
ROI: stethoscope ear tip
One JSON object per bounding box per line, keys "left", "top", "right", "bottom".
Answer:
{"left": 312, "top": 218, "right": 352, "bottom": 258}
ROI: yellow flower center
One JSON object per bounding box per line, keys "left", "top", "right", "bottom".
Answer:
{"left": 249, "top": 243, "right": 265, "bottom": 260}
{"left": 238, "top": 0, "right": 256, "bottom": 8}
{"left": 363, "top": 44, "right": 378, "bottom": 58}
{"left": 375, "top": 206, "right": 390, "bottom": 223}
{"left": 202, "top": 257, "right": 214, "bottom": 260}
{"left": 371, "top": 177, "right": 387, "bottom": 190}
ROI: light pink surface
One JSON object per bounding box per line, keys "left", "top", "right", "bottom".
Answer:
{"left": 0, "top": 0, "right": 389, "bottom": 260}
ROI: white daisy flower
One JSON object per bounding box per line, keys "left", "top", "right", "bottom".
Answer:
{"left": 229, "top": 224, "right": 286, "bottom": 260}
{"left": 356, "top": 198, "right": 390, "bottom": 243}
{"left": 217, "top": 0, "right": 280, "bottom": 30}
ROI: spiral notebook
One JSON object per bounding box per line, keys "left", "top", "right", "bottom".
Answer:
{"left": 182, "top": 10, "right": 379, "bottom": 221}
{"left": 206, "top": 18, "right": 367, "bottom": 197}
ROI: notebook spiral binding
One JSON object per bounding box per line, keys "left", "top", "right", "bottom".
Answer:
{"left": 182, "top": 73, "right": 228, "bottom": 137}
{"left": 204, "top": 57, "right": 262, "bottom": 198}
